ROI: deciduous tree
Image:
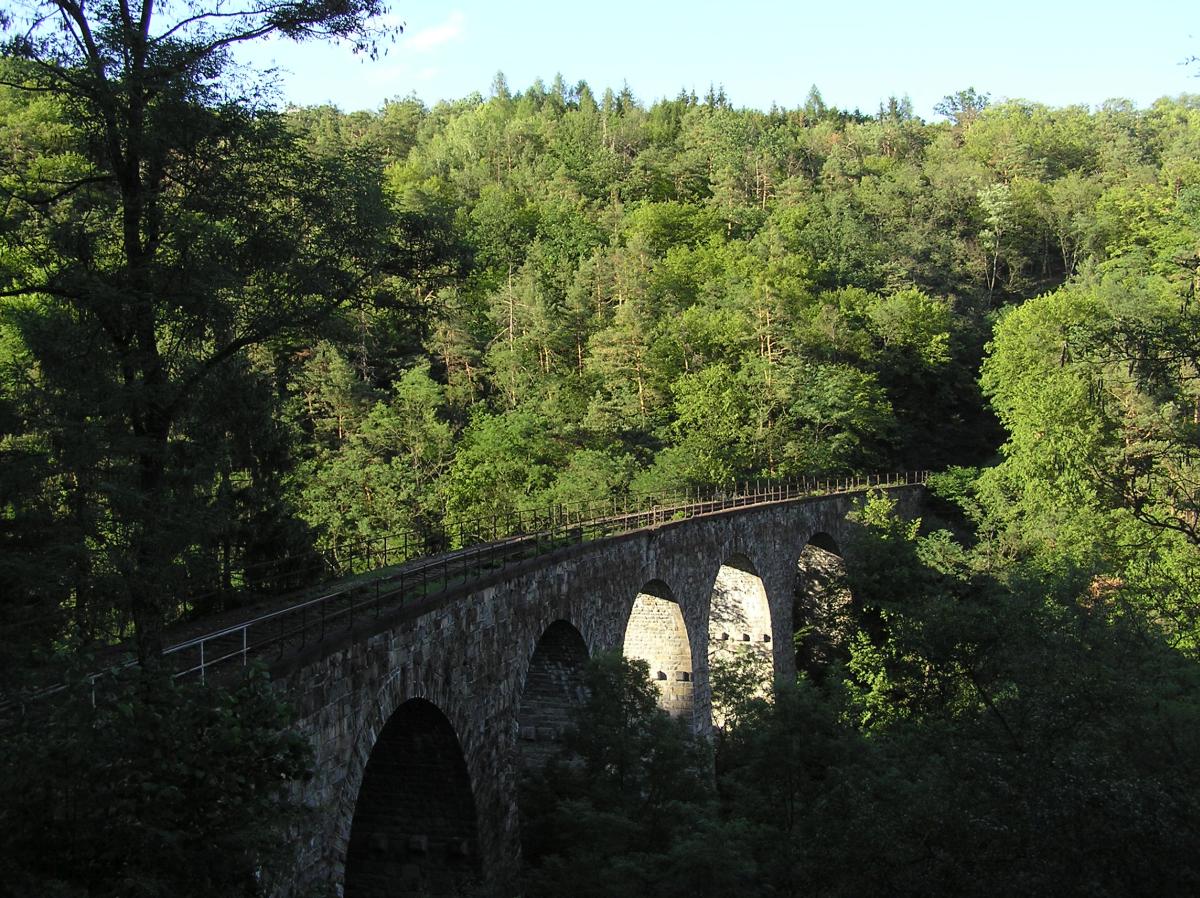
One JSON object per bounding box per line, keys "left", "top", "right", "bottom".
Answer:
{"left": 0, "top": 0, "right": 399, "bottom": 661}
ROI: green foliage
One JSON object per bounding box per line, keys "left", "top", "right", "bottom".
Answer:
{"left": 8, "top": 54, "right": 1200, "bottom": 894}
{"left": 0, "top": 667, "right": 312, "bottom": 898}
{"left": 979, "top": 260, "right": 1200, "bottom": 648}
{"left": 19, "top": 70, "right": 1191, "bottom": 663}
{"left": 0, "top": 0, "right": 397, "bottom": 660}
{"left": 291, "top": 355, "right": 452, "bottom": 546}
{"left": 441, "top": 408, "right": 566, "bottom": 523}
{"left": 826, "top": 491, "right": 1200, "bottom": 895}
{"left": 540, "top": 449, "right": 638, "bottom": 508}
{"left": 520, "top": 653, "right": 734, "bottom": 898}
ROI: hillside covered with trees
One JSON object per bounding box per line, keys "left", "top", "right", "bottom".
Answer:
{"left": 3, "top": 2, "right": 1200, "bottom": 887}
{"left": 6, "top": 70, "right": 1200, "bottom": 660}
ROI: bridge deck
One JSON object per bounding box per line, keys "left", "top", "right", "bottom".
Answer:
{"left": 6, "top": 472, "right": 926, "bottom": 708}
{"left": 162, "top": 473, "right": 927, "bottom": 683}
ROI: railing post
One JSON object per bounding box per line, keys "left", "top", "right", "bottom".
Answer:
{"left": 200, "top": 640, "right": 205, "bottom": 684}
{"left": 242, "top": 626, "right": 247, "bottom": 666}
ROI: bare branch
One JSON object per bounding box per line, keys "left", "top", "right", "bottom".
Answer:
{"left": 149, "top": 5, "right": 283, "bottom": 45}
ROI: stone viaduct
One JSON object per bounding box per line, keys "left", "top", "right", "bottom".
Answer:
{"left": 274, "top": 485, "right": 925, "bottom": 897}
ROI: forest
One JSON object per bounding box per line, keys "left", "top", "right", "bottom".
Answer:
{"left": 2, "top": 0, "right": 1200, "bottom": 892}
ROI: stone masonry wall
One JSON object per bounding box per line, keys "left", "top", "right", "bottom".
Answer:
{"left": 623, "top": 591, "right": 695, "bottom": 720}
{"left": 708, "top": 559, "right": 774, "bottom": 724}
{"left": 516, "top": 620, "right": 589, "bottom": 770}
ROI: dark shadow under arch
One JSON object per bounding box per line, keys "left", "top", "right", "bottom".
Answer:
{"left": 517, "top": 620, "right": 590, "bottom": 770}
{"left": 639, "top": 578, "right": 674, "bottom": 601}
{"left": 622, "top": 579, "right": 694, "bottom": 719}
{"left": 807, "top": 531, "right": 842, "bottom": 555}
{"left": 344, "top": 698, "right": 480, "bottom": 897}
{"left": 794, "top": 534, "right": 852, "bottom": 680}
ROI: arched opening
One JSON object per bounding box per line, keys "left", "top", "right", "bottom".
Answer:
{"left": 516, "top": 620, "right": 590, "bottom": 770}
{"left": 622, "top": 580, "right": 694, "bottom": 719}
{"left": 708, "top": 553, "right": 774, "bottom": 725}
{"left": 794, "top": 533, "right": 853, "bottom": 680}
{"left": 344, "top": 699, "right": 480, "bottom": 898}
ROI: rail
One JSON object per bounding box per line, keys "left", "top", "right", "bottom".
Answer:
{"left": 159, "top": 471, "right": 927, "bottom": 684}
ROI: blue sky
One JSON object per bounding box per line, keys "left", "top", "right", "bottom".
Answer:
{"left": 235, "top": 1, "right": 1198, "bottom": 116}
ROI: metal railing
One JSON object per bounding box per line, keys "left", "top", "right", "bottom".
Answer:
{"left": 155, "top": 470, "right": 928, "bottom": 684}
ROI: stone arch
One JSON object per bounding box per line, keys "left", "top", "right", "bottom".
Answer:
{"left": 344, "top": 698, "right": 481, "bottom": 898}
{"left": 622, "top": 579, "right": 694, "bottom": 719}
{"left": 516, "top": 620, "right": 590, "bottom": 770}
{"left": 794, "top": 531, "right": 853, "bottom": 679}
{"left": 708, "top": 553, "right": 774, "bottom": 725}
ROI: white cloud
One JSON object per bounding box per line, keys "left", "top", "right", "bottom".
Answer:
{"left": 402, "top": 11, "right": 465, "bottom": 53}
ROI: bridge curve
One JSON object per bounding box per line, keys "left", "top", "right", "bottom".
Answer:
{"left": 275, "top": 478, "right": 925, "bottom": 895}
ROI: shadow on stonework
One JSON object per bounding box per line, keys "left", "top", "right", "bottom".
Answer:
{"left": 344, "top": 698, "right": 481, "bottom": 898}
{"left": 515, "top": 620, "right": 590, "bottom": 772}
{"left": 793, "top": 534, "right": 854, "bottom": 680}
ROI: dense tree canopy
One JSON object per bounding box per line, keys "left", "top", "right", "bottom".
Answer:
{"left": 0, "top": 0, "right": 401, "bottom": 663}
{"left": 3, "top": 46, "right": 1200, "bottom": 893}
{"left": 4, "top": 66, "right": 1200, "bottom": 669}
